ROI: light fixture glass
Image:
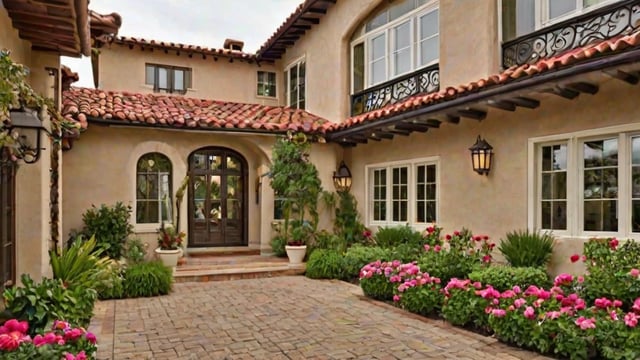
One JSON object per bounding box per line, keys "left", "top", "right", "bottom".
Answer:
{"left": 332, "top": 161, "right": 352, "bottom": 192}
{"left": 469, "top": 135, "right": 493, "bottom": 175}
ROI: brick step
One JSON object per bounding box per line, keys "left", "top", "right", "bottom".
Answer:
{"left": 173, "top": 263, "right": 305, "bottom": 283}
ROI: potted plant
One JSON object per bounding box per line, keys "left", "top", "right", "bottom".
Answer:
{"left": 155, "top": 223, "right": 185, "bottom": 268}
{"left": 268, "top": 132, "right": 323, "bottom": 264}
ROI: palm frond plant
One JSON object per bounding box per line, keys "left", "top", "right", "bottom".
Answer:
{"left": 49, "top": 235, "right": 113, "bottom": 290}
{"left": 498, "top": 229, "right": 555, "bottom": 268}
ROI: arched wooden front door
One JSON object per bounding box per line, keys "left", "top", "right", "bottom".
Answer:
{"left": 188, "top": 148, "right": 247, "bottom": 247}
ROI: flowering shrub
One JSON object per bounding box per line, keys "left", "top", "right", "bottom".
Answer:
{"left": 359, "top": 260, "right": 402, "bottom": 301}
{"left": 579, "top": 238, "right": 640, "bottom": 308}
{"left": 342, "top": 245, "right": 392, "bottom": 280}
{"left": 418, "top": 228, "right": 494, "bottom": 284}
{"left": 0, "top": 319, "right": 97, "bottom": 359}
{"left": 390, "top": 262, "right": 442, "bottom": 316}
{"left": 157, "top": 223, "right": 185, "bottom": 250}
{"left": 441, "top": 278, "right": 490, "bottom": 331}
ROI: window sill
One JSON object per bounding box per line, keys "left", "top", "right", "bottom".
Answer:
{"left": 134, "top": 223, "right": 173, "bottom": 234}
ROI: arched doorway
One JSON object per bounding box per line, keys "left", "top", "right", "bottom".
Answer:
{"left": 188, "top": 147, "right": 247, "bottom": 247}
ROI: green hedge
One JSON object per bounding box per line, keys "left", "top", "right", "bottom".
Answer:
{"left": 123, "top": 261, "right": 173, "bottom": 297}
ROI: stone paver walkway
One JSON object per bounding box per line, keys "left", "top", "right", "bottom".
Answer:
{"left": 89, "top": 277, "right": 550, "bottom": 360}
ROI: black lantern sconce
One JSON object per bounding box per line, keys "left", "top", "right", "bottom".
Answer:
{"left": 2, "top": 110, "right": 47, "bottom": 164}
{"left": 333, "top": 161, "right": 352, "bottom": 193}
{"left": 469, "top": 135, "right": 493, "bottom": 175}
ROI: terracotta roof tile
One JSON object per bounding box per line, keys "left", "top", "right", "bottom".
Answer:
{"left": 112, "top": 36, "right": 257, "bottom": 62}
{"left": 62, "top": 88, "right": 331, "bottom": 134}
{"left": 332, "top": 27, "right": 640, "bottom": 131}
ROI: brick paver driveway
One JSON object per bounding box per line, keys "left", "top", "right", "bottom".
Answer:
{"left": 89, "top": 276, "right": 550, "bottom": 360}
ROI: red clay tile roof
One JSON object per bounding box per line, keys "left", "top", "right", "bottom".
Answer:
{"left": 111, "top": 37, "right": 257, "bottom": 62}
{"left": 61, "top": 88, "right": 331, "bottom": 134}
{"left": 332, "top": 27, "right": 640, "bottom": 131}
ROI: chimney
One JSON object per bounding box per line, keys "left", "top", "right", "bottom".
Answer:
{"left": 223, "top": 38, "right": 244, "bottom": 51}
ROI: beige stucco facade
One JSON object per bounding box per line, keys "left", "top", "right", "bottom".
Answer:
{"left": 1, "top": 9, "right": 63, "bottom": 283}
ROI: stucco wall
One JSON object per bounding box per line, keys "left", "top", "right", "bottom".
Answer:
{"left": 61, "top": 126, "right": 341, "bottom": 254}
{"left": 347, "top": 78, "right": 640, "bottom": 275}
{"left": 98, "top": 44, "right": 280, "bottom": 107}
{"left": 0, "top": 7, "right": 30, "bottom": 66}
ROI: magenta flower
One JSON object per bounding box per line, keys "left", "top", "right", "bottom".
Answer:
{"left": 609, "top": 238, "right": 619, "bottom": 250}
{"left": 512, "top": 285, "right": 521, "bottom": 294}
{"left": 392, "top": 295, "right": 401, "bottom": 302}
{"left": 630, "top": 269, "right": 640, "bottom": 278}
{"left": 491, "top": 309, "right": 507, "bottom": 318}
{"left": 434, "top": 245, "right": 441, "bottom": 253}
{"left": 553, "top": 273, "right": 573, "bottom": 287}
{"left": 570, "top": 254, "right": 580, "bottom": 263}
{"left": 423, "top": 244, "right": 430, "bottom": 251}
{"left": 514, "top": 298, "right": 526, "bottom": 309}
{"left": 595, "top": 297, "right": 613, "bottom": 309}
{"left": 610, "top": 311, "right": 619, "bottom": 321}
{"left": 633, "top": 298, "right": 640, "bottom": 313}
{"left": 545, "top": 311, "right": 561, "bottom": 319}
{"left": 575, "top": 316, "right": 596, "bottom": 330}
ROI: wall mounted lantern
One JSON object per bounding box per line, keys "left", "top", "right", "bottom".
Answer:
{"left": 2, "top": 110, "right": 47, "bottom": 164}
{"left": 333, "top": 161, "right": 352, "bottom": 192}
{"left": 469, "top": 135, "right": 493, "bottom": 175}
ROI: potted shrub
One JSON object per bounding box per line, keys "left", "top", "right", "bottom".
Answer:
{"left": 268, "top": 132, "right": 323, "bottom": 264}
{"left": 155, "top": 223, "right": 185, "bottom": 268}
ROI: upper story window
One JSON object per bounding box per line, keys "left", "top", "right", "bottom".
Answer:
{"left": 285, "top": 59, "right": 305, "bottom": 109}
{"left": 502, "top": 0, "right": 614, "bottom": 41}
{"left": 145, "top": 64, "right": 192, "bottom": 94}
{"left": 351, "top": 0, "right": 439, "bottom": 93}
{"left": 257, "top": 71, "right": 277, "bottom": 98}
{"left": 136, "top": 153, "right": 172, "bottom": 224}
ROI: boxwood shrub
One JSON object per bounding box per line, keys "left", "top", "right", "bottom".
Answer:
{"left": 342, "top": 245, "right": 392, "bottom": 280}
{"left": 468, "top": 265, "right": 550, "bottom": 292}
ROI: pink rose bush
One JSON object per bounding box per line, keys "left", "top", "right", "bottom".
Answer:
{"left": 390, "top": 262, "right": 443, "bottom": 316}
{"left": 359, "top": 260, "right": 404, "bottom": 301}
{"left": 0, "top": 319, "right": 97, "bottom": 359}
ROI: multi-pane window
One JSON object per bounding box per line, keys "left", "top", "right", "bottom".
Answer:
{"left": 583, "top": 139, "right": 618, "bottom": 232}
{"left": 257, "top": 71, "right": 276, "bottom": 97}
{"left": 285, "top": 60, "right": 305, "bottom": 109}
{"left": 502, "top": 0, "right": 612, "bottom": 41}
{"left": 369, "top": 159, "right": 438, "bottom": 225}
{"left": 532, "top": 130, "right": 640, "bottom": 236}
{"left": 540, "top": 144, "right": 567, "bottom": 230}
{"left": 145, "top": 64, "right": 192, "bottom": 94}
{"left": 416, "top": 164, "right": 437, "bottom": 223}
{"left": 136, "top": 153, "right": 172, "bottom": 224}
{"left": 351, "top": 0, "right": 439, "bottom": 92}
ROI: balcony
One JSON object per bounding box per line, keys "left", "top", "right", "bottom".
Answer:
{"left": 350, "top": 64, "right": 440, "bottom": 117}
{"left": 502, "top": 0, "right": 640, "bottom": 68}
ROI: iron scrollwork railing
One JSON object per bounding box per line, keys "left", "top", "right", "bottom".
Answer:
{"left": 350, "top": 64, "right": 440, "bottom": 116}
{"left": 502, "top": 0, "right": 640, "bottom": 68}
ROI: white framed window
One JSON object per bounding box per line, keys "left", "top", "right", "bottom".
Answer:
{"left": 136, "top": 153, "right": 172, "bottom": 224}
{"left": 257, "top": 71, "right": 277, "bottom": 98}
{"left": 351, "top": 0, "right": 439, "bottom": 93}
{"left": 285, "top": 58, "right": 305, "bottom": 109}
{"left": 367, "top": 157, "right": 438, "bottom": 226}
{"left": 501, "top": 0, "right": 615, "bottom": 41}
{"left": 529, "top": 125, "right": 640, "bottom": 238}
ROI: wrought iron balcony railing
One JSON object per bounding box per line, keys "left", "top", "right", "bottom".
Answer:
{"left": 350, "top": 64, "right": 439, "bottom": 116}
{"left": 502, "top": 0, "right": 640, "bottom": 68}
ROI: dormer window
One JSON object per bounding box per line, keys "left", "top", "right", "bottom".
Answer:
{"left": 145, "top": 64, "right": 192, "bottom": 94}
{"left": 351, "top": 0, "right": 439, "bottom": 93}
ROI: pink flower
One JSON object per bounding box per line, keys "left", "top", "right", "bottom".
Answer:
{"left": 625, "top": 312, "right": 638, "bottom": 328}
{"left": 545, "top": 311, "right": 561, "bottom": 319}
{"left": 501, "top": 290, "right": 516, "bottom": 299}
{"left": 423, "top": 244, "right": 430, "bottom": 251}
{"left": 473, "top": 235, "right": 482, "bottom": 242}
{"left": 514, "top": 298, "right": 526, "bottom": 309}
{"left": 65, "top": 351, "right": 87, "bottom": 360}
{"left": 524, "top": 306, "right": 536, "bottom": 319}
{"left": 482, "top": 255, "right": 492, "bottom": 263}
{"left": 553, "top": 273, "right": 573, "bottom": 287}
{"left": 53, "top": 320, "right": 70, "bottom": 331}
{"left": 473, "top": 282, "right": 482, "bottom": 289}
{"left": 609, "top": 238, "right": 619, "bottom": 250}
{"left": 613, "top": 300, "right": 623, "bottom": 308}
{"left": 453, "top": 230, "right": 460, "bottom": 236}
{"left": 577, "top": 276, "right": 584, "bottom": 283}
{"left": 393, "top": 295, "right": 401, "bottom": 302}
{"left": 426, "top": 226, "right": 435, "bottom": 234}
{"left": 633, "top": 298, "right": 640, "bottom": 313}
{"left": 65, "top": 328, "right": 84, "bottom": 341}
{"left": 362, "top": 230, "right": 372, "bottom": 238}
{"left": 512, "top": 285, "right": 521, "bottom": 294}
{"left": 445, "top": 234, "right": 452, "bottom": 240}
{"left": 570, "top": 254, "right": 580, "bottom": 263}
{"left": 610, "top": 311, "right": 619, "bottom": 321}
{"left": 491, "top": 309, "right": 507, "bottom": 318}
{"left": 434, "top": 245, "right": 441, "bottom": 253}
{"left": 575, "top": 316, "right": 596, "bottom": 330}
{"left": 630, "top": 269, "right": 640, "bottom": 278}
{"left": 595, "top": 298, "right": 613, "bottom": 309}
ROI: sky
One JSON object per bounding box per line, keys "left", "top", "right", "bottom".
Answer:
{"left": 61, "top": 0, "right": 303, "bottom": 88}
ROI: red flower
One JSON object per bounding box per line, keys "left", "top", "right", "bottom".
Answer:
{"left": 609, "top": 238, "right": 619, "bottom": 250}
{"left": 445, "top": 234, "right": 452, "bottom": 240}
{"left": 570, "top": 254, "right": 580, "bottom": 263}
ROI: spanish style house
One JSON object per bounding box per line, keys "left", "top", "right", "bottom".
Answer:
{"left": 5, "top": 0, "right": 640, "bottom": 287}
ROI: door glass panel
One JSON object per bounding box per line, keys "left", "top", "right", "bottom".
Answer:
{"left": 227, "top": 175, "right": 241, "bottom": 220}
{"left": 227, "top": 156, "right": 240, "bottom": 170}
{"left": 193, "top": 175, "right": 207, "bottom": 219}
{"left": 193, "top": 154, "right": 206, "bottom": 170}
{"left": 209, "top": 175, "right": 221, "bottom": 222}
{"left": 209, "top": 155, "right": 221, "bottom": 170}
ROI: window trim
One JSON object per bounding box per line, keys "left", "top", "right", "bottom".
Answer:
{"left": 350, "top": 1, "right": 439, "bottom": 93}
{"left": 256, "top": 70, "right": 278, "bottom": 99}
{"left": 528, "top": 123, "right": 640, "bottom": 239}
{"left": 145, "top": 63, "right": 192, "bottom": 94}
{"left": 365, "top": 156, "right": 439, "bottom": 228}
{"left": 284, "top": 56, "right": 306, "bottom": 109}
